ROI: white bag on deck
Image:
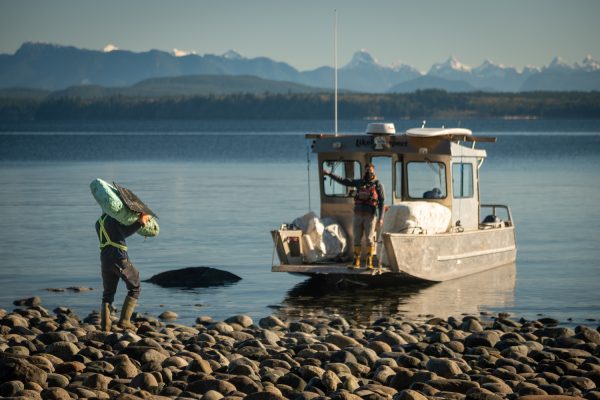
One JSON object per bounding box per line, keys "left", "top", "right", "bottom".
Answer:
{"left": 293, "top": 212, "right": 347, "bottom": 262}
{"left": 382, "top": 202, "right": 451, "bottom": 234}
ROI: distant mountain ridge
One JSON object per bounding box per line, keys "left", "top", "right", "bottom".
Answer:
{"left": 1, "top": 42, "right": 599, "bottom": 93}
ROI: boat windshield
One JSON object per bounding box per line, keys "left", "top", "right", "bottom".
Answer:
{"left": 407, "top": 161, "right": 447, "bottom": 199}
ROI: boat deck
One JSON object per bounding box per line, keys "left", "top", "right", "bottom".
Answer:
{"left": 272, "top": 263, "right": 392, "bottom": 275}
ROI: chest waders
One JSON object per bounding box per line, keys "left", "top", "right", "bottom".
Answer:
{"left": 97, "top": 215, "right": 138, "bottom": 332}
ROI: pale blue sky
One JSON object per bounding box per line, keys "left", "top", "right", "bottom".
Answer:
{"left": 1, "top": 0, "right": 598, "bottom": 71}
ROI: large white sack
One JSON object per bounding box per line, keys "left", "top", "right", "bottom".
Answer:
{"left": 383, "top": 202, "right": 451, "bottom": 234}
{"left": 293, "top": 212, "right": 324, "bottom": 235}
{"left": 323, "top": 223, "right": 347, "bottom": 258}
{"left": 292, "top": 212, "right": 347, "bottom": 262}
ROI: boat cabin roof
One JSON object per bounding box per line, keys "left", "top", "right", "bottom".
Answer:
{"left": 307, "top": 127, "right": 495, "bottom": 158}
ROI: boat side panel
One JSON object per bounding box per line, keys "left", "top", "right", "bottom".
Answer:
{"left": 383, "top": 227, "right": 516, "bottom": 281}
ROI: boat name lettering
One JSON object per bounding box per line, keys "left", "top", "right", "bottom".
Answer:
{"left": 356, "top": 138, "right": 374, "bottom": 147}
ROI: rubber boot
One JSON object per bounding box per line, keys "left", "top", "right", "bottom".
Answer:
{"left": 348, "top": 245, "right": 362, "bottom": 269}
{"left": 117, "top": 296, "right": 137, "bottom": 330}
{"left": 366, "top": 245, "right": 376, "bottom": 269}
{"left": 100, "top": 302, "right": 112, "bottom": 332}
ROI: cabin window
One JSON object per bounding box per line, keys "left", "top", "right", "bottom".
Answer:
{"left": 322, "top": 160, "right": 361, "bottom": 197}
{"left": 370, "top": 156, "right": 392, "bottom": 205}
{"left": 394, "top": 161, "right": 403, "bottom": 199}
{"left": 452, "top": 162, "right": 474, "bottom": 198}
{"left": 407, "top": 161, "right": 447, "bottom": 199}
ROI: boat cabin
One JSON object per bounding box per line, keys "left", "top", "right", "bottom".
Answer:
{"left": 312, "top": 123, "right": 500, "bottom": 252}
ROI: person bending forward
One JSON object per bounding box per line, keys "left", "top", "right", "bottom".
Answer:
{"left": 96, "top": 212, "right": 149, "bottom": 331}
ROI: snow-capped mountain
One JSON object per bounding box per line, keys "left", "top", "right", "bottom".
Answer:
{"left": 546, "top": 56, "right": 573, "bottom": 72}
{"left": 429, "top": 56, "right": 472, "bottom": 75}
{"left": 521, "top": 55, "right": 600, "bottom": 91}
{"left": 577, "top": 55, "right": 600, "bottom": 72}
{"left": 222, "top": 49, "right": 245, "bottom": 60}
{"left": 0, "top": 42, "right": 599, "bottom": 92}
{"left": 344, "top": 49, "right": 382, "bottom": 69}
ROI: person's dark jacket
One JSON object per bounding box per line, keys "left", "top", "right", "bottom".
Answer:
{"left": 328, "top": 174, "right": 385, "bottom": 218}
{"left": 95, "top": 214, "right": 142, "bottom": 261}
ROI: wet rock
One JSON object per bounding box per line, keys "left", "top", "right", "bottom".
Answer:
{"left": 113, "top": 355, "right": 140, "bottom": 378}
{"left": 465, "top": 331, "right": 501, "bottom": 348}
{"left": 225, "top": 314, "right": 254, "bottom": 328}
{"left": 46, "top": 372, "right": 70, "bottom": 388}
{"left": 395, "top": 389, "right": 429, "bottom": 400}
{"left": 560, "top": 376, "right": 596, "bottom": 391}
{"left": 322, "top": 369, "right": 342, "bottom": 392}
{"left": 45, "top": 341, "right": 80, "bottom": 361}
{"left": 461, "top": 318, "right": 484, "bottom": 332}
{"left": 40, "top": 387, "right": 71, "bottom": 400}
{"left": 158, "top": 311, "right": 178, "bottom": 320}
{"left": 516, "top": 382, "right": 549, "bottom": 396}
{"left": 290, "top": 321, "right": 316, "bottom": 333}
{"left": 13, "top": 296, "right": 42, "bottom": 307}
{"left": 204, "top": 389, "right": 225, "bottom": 400}
{"left": 54, "top": 360, "right": 86, "bottom": 374}
{"left": 374, "top": 330, "right": 408, "bottom": 346}
{"left": 66, "top": 286, "right": 93, "bottom": 292}
{"left": 325, "top": 333, "right": 360, "bottom": 348}
{"left": 259, "top": 315, "right": 287, "bottom": 329}
{"left": 465, "top": 387, "right": 504, "bottom": 400}
{"left": 130, "top": 372, "right": 159, "bottom": 391}
{"left": 83, "top": 373, "right": 112, "bottom": 390}
{"left": 245, "top": 392, "right": 287, "bottom": 400}
{"left": 0, "top": 357, "right": 47, "bottom": 385}
{"left": 186, "top": 379, "right": 237, "bottom": 395}
{"left": 481, "top": 381, "right": 513, "bottom": 394}
{"left": 145, "top": 266, "right": 241, "bottom": 288}
{"left": 427, "top": 378, "right": 480, "bottom": 394}
{"left": 0, "top": 380, "right": 25, "bottom": 397}
{"left": 426, "top": 358, "right": 463, "bottom": 378}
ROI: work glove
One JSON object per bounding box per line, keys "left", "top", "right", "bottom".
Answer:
{"left": 138, "top": 213, "right": 151, "bottom": 226}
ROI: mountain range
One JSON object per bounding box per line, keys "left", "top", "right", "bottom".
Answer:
{"left": 1, "top": 42, "right": 599, "bottom": 93}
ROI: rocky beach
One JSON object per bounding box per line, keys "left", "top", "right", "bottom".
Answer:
{"left": 1, "top": 297, "right": 599, "bottom": 400}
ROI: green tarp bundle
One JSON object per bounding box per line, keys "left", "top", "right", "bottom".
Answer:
{"left": 90, "top": 178, "right": 159, "bottom": 237}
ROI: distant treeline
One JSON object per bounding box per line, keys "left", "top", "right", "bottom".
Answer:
{"left": 1, "top": 90, "right": 600, "bottom": 121}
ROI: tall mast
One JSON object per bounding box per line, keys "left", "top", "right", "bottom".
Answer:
{"left": 334, "top": 9, "right": 338, "bottom": 136}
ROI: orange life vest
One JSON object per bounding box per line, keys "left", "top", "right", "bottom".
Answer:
{"left": 354, "top": 181, "right": 379, "bottom": 207}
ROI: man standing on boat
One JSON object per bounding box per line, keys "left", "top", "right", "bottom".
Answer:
{"left": 324, "top": 163, "right": 384, "bottom": 269}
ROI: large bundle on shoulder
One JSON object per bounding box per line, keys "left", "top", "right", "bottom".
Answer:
{"left": 90, "top": 178, "right": 159, "bottom": 237}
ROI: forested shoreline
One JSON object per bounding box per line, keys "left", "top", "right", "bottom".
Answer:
{"left": 1, "top": 90, "right": 599, "bottom": 121}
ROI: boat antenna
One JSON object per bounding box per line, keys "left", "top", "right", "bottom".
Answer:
{"left": 306, "top": 144, "right": 312, "bottom": 212}
{"left": 334, "top": 9, "right": 338, "bottom": 136}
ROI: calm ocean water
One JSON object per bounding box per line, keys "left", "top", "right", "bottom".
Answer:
{"left": 0, "top": 119, "right": 599, "bottom": 326}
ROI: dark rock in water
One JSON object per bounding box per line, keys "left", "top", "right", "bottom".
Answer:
{"left": 144, "top": 266, "right": 241, "bottom": 288}
{"left": 13, "top": 296, "right": 41, "bottom": 306}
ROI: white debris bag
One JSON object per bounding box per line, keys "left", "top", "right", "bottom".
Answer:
{"left": 293, "top": 212, "right": 347, "bottom": 262}
{"left": 382, "top": 202, "right": 451, "bottom": 234}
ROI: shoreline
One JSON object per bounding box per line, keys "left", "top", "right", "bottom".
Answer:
{"left": 1, "top": 297, "right": 599, "bottom": 399}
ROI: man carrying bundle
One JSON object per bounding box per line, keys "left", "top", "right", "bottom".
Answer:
{"left": 96, "top": 212, "right": 150, "bottom": 331}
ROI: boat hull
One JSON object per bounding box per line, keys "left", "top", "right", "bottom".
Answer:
{"left": 272, "top": 226, "right": 516, "bottom": 283}
{"left": 383, "top": 226, "right": 516, "bottom": 281}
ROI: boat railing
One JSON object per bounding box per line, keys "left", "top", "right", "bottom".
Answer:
{"left": 480, "top": 204, "right": 514, "bottom": 227}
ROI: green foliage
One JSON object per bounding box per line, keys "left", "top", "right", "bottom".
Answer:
{"left": 1, "top": 89, "right": 600, "bottom": 121}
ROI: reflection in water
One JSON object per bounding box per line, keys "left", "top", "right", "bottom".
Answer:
{"left": 276, "top": 263, "right": 516, "bottom": 324}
